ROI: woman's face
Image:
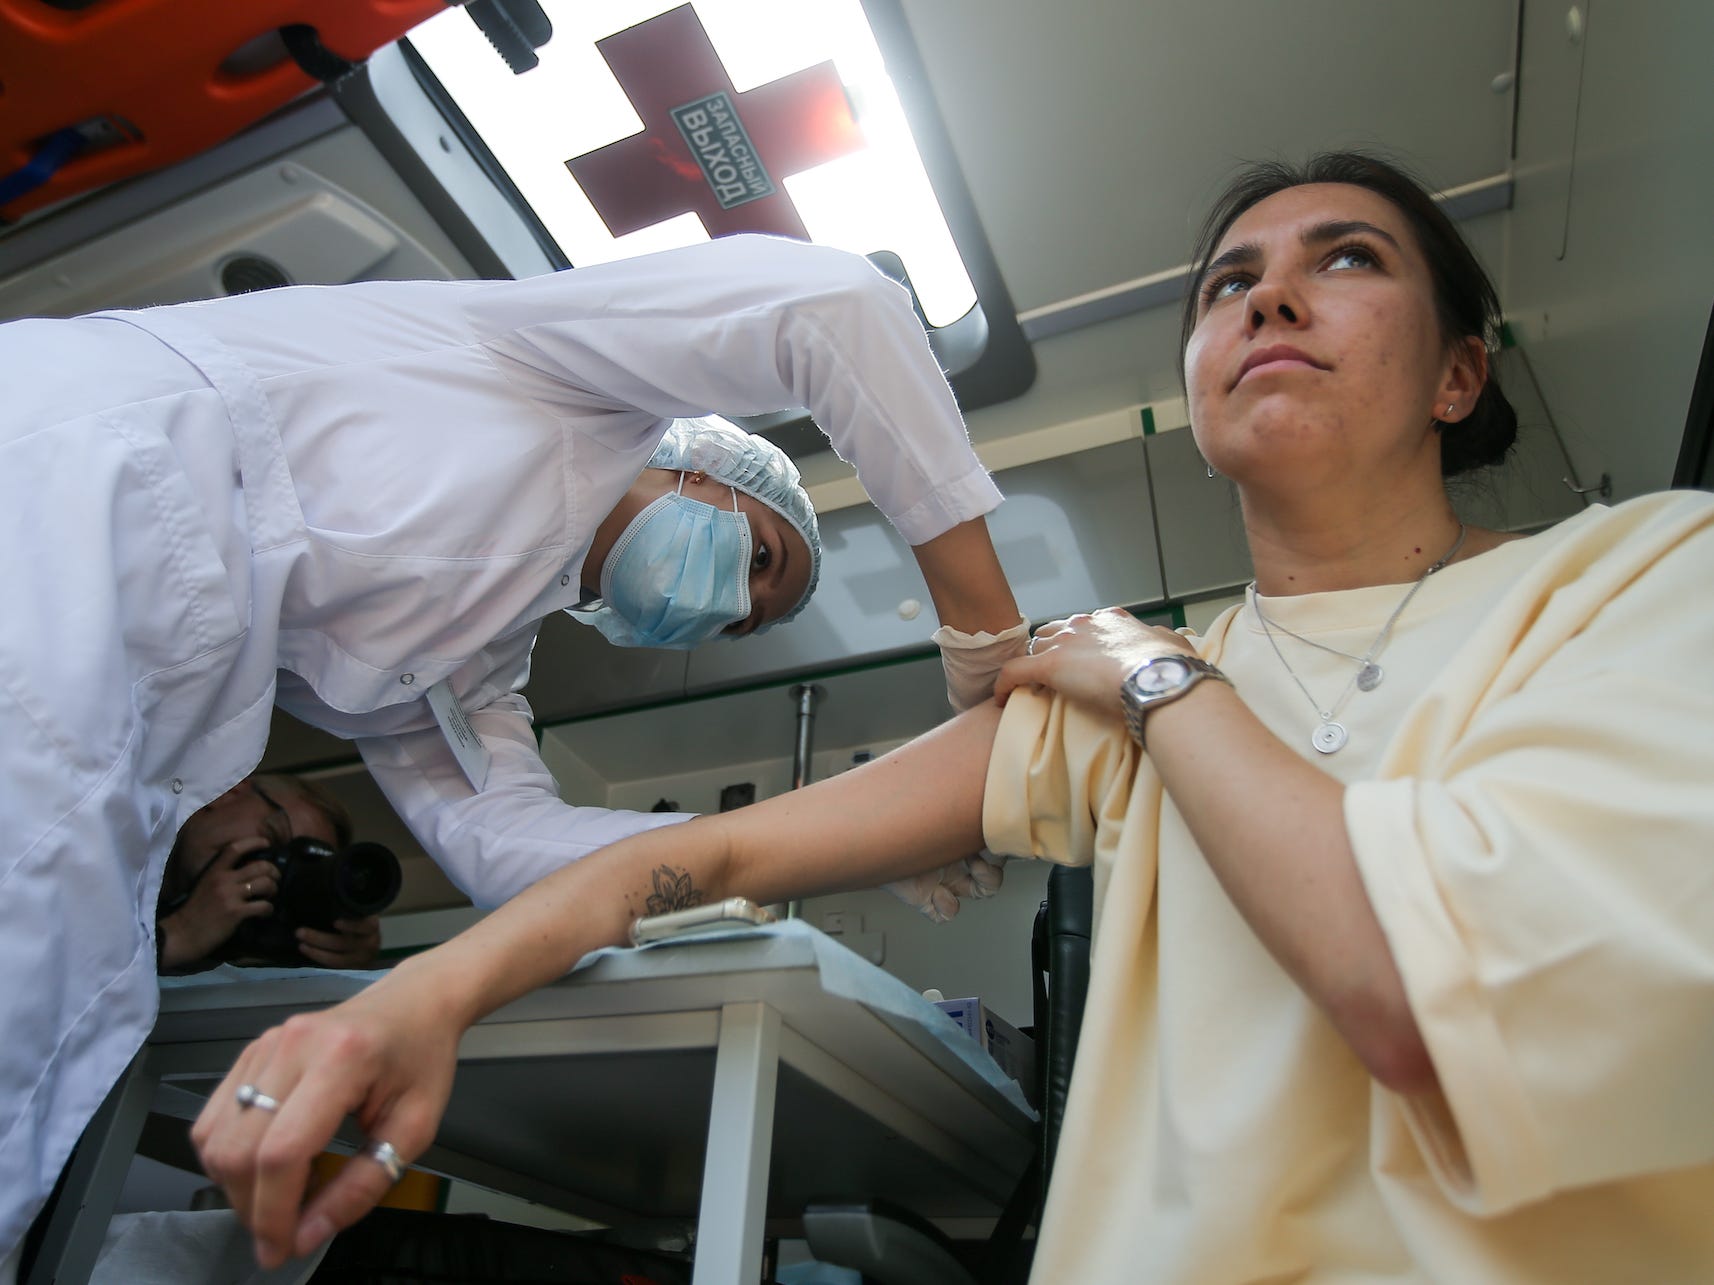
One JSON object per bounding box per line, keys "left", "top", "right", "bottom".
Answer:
{"left": 1183, "top": 183, "right": 1474, "bottom": 493}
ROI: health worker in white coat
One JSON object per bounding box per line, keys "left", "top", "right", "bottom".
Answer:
{"left": 0, "top": 232, "right": 1027, "bottom": 1267}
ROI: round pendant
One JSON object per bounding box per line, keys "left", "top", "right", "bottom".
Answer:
{"left": 1312, "top": 721, "right": 1349, "bottom": 754}
{"left": 1357, "top": 662, "right": 1384, "bottom": 692}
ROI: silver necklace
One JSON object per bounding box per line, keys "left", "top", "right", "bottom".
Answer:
{"left": 1249, "top": 616, "right": 1386, "bottom": 691}
{"left": 1250, "top": 524, "right": 1466, "bottom": 755}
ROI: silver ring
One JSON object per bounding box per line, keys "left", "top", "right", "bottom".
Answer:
{"left": 243, "top": 880, "right": 253, "bottom": 898}
{"left": 1026, "top": 635, "right": 1039, "bottom": 656}
{"left": 362, "top": 1138, "right": 404, "bottom": 1184}
{"left": 235, "top": 1083, "right": 281, "bottom": 1113}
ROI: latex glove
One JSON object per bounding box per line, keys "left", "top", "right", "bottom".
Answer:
{"left": 934, "top": 615, "right": 1030, "bottom": 712}
{"left": 883, "top": 852, "right": 1007, "bottom": 924}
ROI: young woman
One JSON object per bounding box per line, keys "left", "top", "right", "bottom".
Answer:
{"left": 193, "top": 154, "right": 1714, "bottom": 1279}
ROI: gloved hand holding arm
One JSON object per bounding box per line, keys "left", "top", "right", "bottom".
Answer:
{"left": 914, "top": 517, "right": 1027, "bottom": 711}
{"left": 881, "top": 850, "right": 1008, "bottom": 923}
{"left": 933, "top": 615, "right": 1031, "bottom": 711}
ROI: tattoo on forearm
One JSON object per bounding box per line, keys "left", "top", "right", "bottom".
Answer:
{"left": 644, "top": 865, "right": 706, "bottom": 916}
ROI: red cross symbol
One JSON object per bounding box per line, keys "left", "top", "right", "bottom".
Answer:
{"left": 565, "top": 5, "right": 863, "bottom": 242}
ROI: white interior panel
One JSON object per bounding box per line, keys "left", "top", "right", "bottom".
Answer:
{"left": 899, "top": 0, "right": 1518, "bottom": 311}
{"left": 0, "top": 126, "right": 473, "bottom": 321}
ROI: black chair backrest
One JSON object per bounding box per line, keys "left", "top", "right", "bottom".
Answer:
{"left": 1032, "top": 863, "right": 1094, "bottom": 1185}
{"left": 985, "top": 864, "right": 1097, "bottom": 1284}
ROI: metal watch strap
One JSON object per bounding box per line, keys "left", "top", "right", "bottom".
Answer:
{"left": 1120, "top": 655, "right": 1231, "bottom": 747}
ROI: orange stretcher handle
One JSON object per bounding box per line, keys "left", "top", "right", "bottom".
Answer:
{"left": 0, "top": 0, "right": 452, "bottom": 218}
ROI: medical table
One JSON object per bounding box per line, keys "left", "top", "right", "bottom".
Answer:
{"left": 31, "top": 921, "right": 1036, "bottom": 1285}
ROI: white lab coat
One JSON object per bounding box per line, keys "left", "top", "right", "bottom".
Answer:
{"left": 0, "top": 235, "right": 1001, "bottom": 1255}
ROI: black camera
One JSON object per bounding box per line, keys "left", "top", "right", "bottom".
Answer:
{"left": 222, "top": 836, "right": 402, "bottom": 966}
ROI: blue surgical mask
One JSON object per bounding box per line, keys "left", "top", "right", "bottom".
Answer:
{"left": 581, "top": 480, "right": 752, "bottom": 650}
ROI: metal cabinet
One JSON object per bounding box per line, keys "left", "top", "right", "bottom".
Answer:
{"left": 1147, "top": 427, "right": 1253, "bottom": 601}
{"left": 997, "top": 438, "right": 1165, "bottom": 620}
{"left": 524, "top": 610, "right": 690, "bottom": 722}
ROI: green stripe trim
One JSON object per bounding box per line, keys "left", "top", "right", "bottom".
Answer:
{"left": 1141, "top": 405, "right": 1157, "bottom": 436}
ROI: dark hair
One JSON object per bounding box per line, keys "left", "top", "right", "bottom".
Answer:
{"left": 1179, "top": 151, "right": 1516, "bottom": 478}
{"left": 264, "top": 773, "right": 355, "bottom": 849}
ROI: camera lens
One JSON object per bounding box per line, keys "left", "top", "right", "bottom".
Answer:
{"left": 334, "top": 842, "right": 402, "bottom": 916}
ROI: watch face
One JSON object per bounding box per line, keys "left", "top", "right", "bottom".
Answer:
{"left": 1134, "top": 658, "right": 1190, "bottom": 695}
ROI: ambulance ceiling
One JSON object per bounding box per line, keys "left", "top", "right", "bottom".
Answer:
{"left": 899, "top": 0, "right": 1518, "bottom": 315}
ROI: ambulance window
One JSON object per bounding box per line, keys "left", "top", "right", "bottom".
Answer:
{"left": 403, "top": 0, "right": 1032, "bottom": 423}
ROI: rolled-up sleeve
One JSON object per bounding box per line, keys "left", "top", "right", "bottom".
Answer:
{"left": 982, "top": 689, "right": 1150, "bottom": 870}
{"left": 1346, "top": 510, "right": 1714, "bottom": 1215}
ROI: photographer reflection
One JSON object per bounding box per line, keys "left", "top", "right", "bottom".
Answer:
{"left": 156, "top": 775, "right": 393, "bottom": 972}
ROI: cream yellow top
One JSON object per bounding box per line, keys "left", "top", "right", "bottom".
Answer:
{"left": 985, "top": 491, "right": 1714, "bottom": 1283}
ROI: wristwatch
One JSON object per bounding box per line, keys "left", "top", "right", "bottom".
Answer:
{"left": 1119, "top": 655, "right": 1231, "bottom": 746}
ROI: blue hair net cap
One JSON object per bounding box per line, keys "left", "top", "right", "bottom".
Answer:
{"left": 650, "top": 417, "right": 822, "bottom": 631}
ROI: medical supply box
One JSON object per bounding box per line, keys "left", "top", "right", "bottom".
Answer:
{"left": 934, "top": 997, "right": 1036, "bottom": 1102}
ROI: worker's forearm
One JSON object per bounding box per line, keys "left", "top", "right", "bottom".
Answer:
{"left": 388, "top": 703, "right": 1003, "bottom": 1032}
{"left": 912, "top": 517, "right": 1020, "bottom": 634}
